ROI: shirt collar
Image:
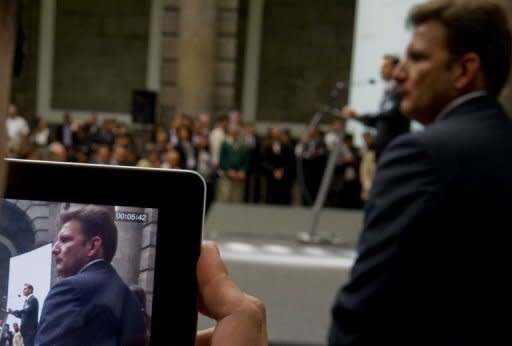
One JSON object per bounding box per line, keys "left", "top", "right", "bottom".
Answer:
{"left": 436, "top": 91, "right": 488, "bottom": 121}
{"left": 79, "top": 258, "right": 106, "bottom": 273}
{"left": 384, "top": 79, "right": 396, "bottom": 91}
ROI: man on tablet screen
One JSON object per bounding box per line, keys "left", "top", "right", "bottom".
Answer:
{"left": 34, "top": 205, "right": 146, "bottom": 346}
{"left": 6, "top": 283, "right": 38, "bottom": 346}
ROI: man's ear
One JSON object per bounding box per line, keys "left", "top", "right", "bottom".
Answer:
{"left": 454, "top": 52, "right": 483, "bottom": 91}
{"left": 87, "top": 236, "right": 103, "bottom": 257}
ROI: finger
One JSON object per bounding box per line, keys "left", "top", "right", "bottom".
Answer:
{"left": 209, "top": 294, "right": 268, "bottom": 346}
{"left": 197, "top": 241, "right": 268, "bottom": 346}
{"left": 197, "top": 241, "right": 245, "bottom": 319}
{"left": 195, "top": 327, "right": 214, "bottom": 346}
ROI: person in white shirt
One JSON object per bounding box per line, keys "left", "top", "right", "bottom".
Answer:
{"left": 12, "top": 323, "right": 23, "bottom": 346}
{"left": 5, "top": 103, "right": 29, "bottom": 154}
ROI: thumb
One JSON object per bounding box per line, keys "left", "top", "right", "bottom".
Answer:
{"left": 196, "top": 241, "right": 268, "bottom": 346}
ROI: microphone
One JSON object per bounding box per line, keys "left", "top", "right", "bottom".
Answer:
{"left": 307, "top": 78, "right": 376, "bottom": 129}
{"left": 335, "top": 78, "right": 376, "bottom": 89}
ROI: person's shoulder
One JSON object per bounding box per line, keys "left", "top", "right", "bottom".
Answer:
{"left": 82, "top": 259, "right": 112, "bottom": 271}
{"left": 53, "top": 261, "right": 111, "bottom": 283}
{"left": 46, "top": 276, "right": 81, "bottom": 301}
{"left": 78, "top": 262, "right": 118, "bottom": 284}
{"left": 376, "top": 130, "right": 439, "bottom": 174}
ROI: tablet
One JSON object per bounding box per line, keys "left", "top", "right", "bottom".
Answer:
{"left": 0, "top": 158, "right": 205, "bottom": 345}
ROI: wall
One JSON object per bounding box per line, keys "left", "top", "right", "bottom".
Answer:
{"left": 257, "top": 0, "right": 356, "bottom": 124}
{"left": 52, "top": 0, "right": 149, "bottom": 113}
{"left": 10, "top": 0, "right": 40, "bottom": 122}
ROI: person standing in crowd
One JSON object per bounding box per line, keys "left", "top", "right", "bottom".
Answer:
{"left": 295, "top": 126, "right": 328, "bottom": 206}
{"left": 54, "top": 112, "right": 74, "bottom": 149}
{"left": 11, "top": 323, "right": 22, "bottom": 346}
{"left": 217, "top": 125, "right": 250, "bottom": 203}
{"left": 329, "top": 0, "right": 512, "bottom": 344}
{"left": 28, "top": 116, "right": 50, "bottom": 148}
{"left": 342, "top": 54, "right": 411, "bottom": 161}
{"left": 209, "top": 113, "right": 229, "bottom": 170}
{"left": 5, "top": 103, "right": 29, "bottom": 155}
{"left": 35, "top": 205, "right": 146, "bottom": 345}
{"left": 0, "top": 323, "right": 13, "bottom": 346}
{"left": 260, "top": 126, "right": 295, "bottom": 205}
{"left": 7, "top": 284, "right": 38, "bottom": 346}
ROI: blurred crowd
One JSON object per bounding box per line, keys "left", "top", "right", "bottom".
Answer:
{"left": 5, "top": 103, "right": 378, "bottom": 213}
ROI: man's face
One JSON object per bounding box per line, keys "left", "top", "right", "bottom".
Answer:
{"left": 22, "top": 286, "right": 31, "bottom": 297}
{"left": 7, "top": 104, "right": 17, "bottom": 117}
{"left": 380, "top": 58, "right": 395, "bottom": 81}
{"left": 52, "top": 220, "right": 91, "bottom": 277}
{"left": 394, "top": 20, "right": 459, "bottom": 124}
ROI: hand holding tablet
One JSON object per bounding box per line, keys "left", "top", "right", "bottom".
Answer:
{"left": 1, "top": 159, "right": 268, "bottom": 346}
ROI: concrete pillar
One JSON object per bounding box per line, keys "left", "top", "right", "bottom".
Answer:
{"left": 177, "top": 0, "right": 216, "bottom": 116}
{"left": 0, "top": 0, "right": 17, "bottom": 196}
{"left": 112, "top": 206, "right": 144, "bottom": 285}
{"left": 241, "top": 0, "right": 264, "bottom": 122}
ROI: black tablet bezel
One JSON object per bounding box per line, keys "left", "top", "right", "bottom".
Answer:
{"left": 3, "top": 158, "right": 206, "bottom": 345}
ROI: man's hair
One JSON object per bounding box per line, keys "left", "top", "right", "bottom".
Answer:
{"left": 383, "top": 54, "right": 400, "bottom": 66}
{"left": 57, "top": 205, "right": 118, "bottom": 262}
{"left": 407, "top": 0, "right": 512, "bottom": 97}
{"left": 24, "top": 283, "right": 33, "bottom": 292}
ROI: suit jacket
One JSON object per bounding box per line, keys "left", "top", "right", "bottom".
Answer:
{"left": 357, "top": 81, "right": 410, "bottom": 160}
{"left": 329, "top": 94, "right": 512, "bottom": 345}
{"left": 35, "top": 260, "right": 146, "bottom": 346}
{"left": 12, "top": 294, "right": 38, "bottom": 338}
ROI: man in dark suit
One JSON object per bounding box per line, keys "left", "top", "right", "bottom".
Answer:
{"left": 54, "top": 112, "right": 74, "bottom": 148}
{"left": 0, "top": 323, "right": 13, "bottom": 346}
{"left": 7, "top": 284, "right": 38, "bottom": 346}
{"left": 329, "top": 0, "right": 512, "bottom": 344}
{"left": 35, "top": 205, "right": 146, "bottom": 346}
{"left": 342, "top": 54, "right": 411, "bottom": 161}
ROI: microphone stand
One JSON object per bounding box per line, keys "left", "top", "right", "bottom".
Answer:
{"left": 297, "top": 126, "right": 346, "bottom": 246}
{"left": 297, "top": 83, "right": 351, "bottom": 246}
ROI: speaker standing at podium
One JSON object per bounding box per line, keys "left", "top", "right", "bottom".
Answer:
{"left": 342, "top": 54, "right": 410, "bottom": 162}
{"left": 7, "top": 284, "right": 38, "bottom": 346}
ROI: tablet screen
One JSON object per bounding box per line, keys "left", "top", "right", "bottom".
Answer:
{"left": 1, "top": 158, "right": 205, "bottom": 345}
{"left": 1, "top": 199, "right": 158, "bottom": 344}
